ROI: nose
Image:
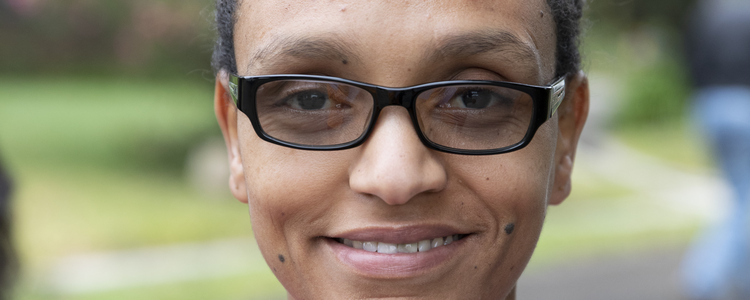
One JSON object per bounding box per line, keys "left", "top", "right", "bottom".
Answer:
{"left": 349, "top": 107, "right": 448, "bottom": 205}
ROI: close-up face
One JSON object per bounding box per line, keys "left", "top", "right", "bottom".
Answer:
{"left": 215, "top": 0, "right": 588, "bottom": 299}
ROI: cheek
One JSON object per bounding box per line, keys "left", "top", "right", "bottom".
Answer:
{"left": 241, "top": 140, "right": 346, "bottom": 239}
{"left": 449, "top": 123, "right": 556, "bottom": 288}
{"left": 236, "top": 121, "right": 353, "bottom": 275}
{"left": 467, "top": 151, "right": 550, "bottom": 249}
{"left": 458, "top": 122, "right": 555, "bottom": 221}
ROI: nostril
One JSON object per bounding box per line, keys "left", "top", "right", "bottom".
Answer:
{"left": 350, "top": 159, "right": 447, "bottom": 206}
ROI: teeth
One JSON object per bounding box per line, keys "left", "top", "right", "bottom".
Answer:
{"left": 339, "top": 234, "right": 465, "bottom": 253}
{"left": 418, "top": 240, "right": 432, "bottom": 252}
{"left": 398, "top": 243, "right": 419, "bottom": 253}
{"left": 363, "top": 241, "right": 378, "bottom": 252}
{"left": 431, "top": 237, "right": 444, "bottom": 248}
{"left": 352, "top": 240, "right": 363, "bottom": 249}
{"left": 378, "top": 242, "right": 398, "bottom": 254}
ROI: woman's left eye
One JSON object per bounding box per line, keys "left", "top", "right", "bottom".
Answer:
{"left": 445, "top": 89, "right": 505, "bottom": 109}
{"left": 287, "top": 91, "right": 331, "bottom": 110}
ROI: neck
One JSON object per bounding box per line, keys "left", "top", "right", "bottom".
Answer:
{"left": 505, "top": 286, "right": 516, "bottom": 300}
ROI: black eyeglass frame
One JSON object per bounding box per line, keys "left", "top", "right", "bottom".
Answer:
{"left": 228, "top": 74, "right": 566, "bottom": 155}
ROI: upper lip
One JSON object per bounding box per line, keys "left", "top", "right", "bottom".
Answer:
{"left": 328, "top": 224, "right": 470, "bottom": 244}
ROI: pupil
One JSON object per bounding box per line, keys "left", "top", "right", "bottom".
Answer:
{"left": 461, "top": 90, "right": 491, "bottom": 109}
{"left": 298, "top": 92, "right": 327, "bottom": 110}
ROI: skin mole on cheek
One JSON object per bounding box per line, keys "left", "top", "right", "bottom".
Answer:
{"left": 341, "top": 59, "right": 348, "bottom": 65}
{"left": 540, "top": 10, "right": 544, "bottom": 18}
{"left": 504, "top": 223, "right": 515, "bottom": 235}
{"left": 279, "top": 254, "right": 286, "bottom": 263}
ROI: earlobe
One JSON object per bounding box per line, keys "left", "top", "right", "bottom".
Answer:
{"left": 215, "top": 70, "right": 249, "bottom": 204}
{"left": 549, "top": 71, "right": 589, "bottom": 205}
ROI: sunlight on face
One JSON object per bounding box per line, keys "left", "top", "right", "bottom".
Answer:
{"left": 230, "top": 0, "right": 562, "bottom": 299}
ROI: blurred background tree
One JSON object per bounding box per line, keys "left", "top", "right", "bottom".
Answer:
{"left": 585, "top": 0, "right": 699, "bottom": 127}
{"left": 0, "top": 0, "right": 214, "bottom": 78}
{"left": 1, "top": 0, "right": 222, "bottom": 176}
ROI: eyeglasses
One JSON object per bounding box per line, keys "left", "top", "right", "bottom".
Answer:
{"left": 228, "top": 74, "right": 565, "bottom": 155}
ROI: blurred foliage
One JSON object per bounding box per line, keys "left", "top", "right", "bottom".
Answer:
{"left": 616, "top": 58, "right": 691, "bottom": 125}
{"left": 0, "top": 0, "right": 215, "bottom": 79}
{"left": 583, "top": 0, "right": 697, "bottom": 127}
{"left": 587, "top": 0, "right": 698, "bottom": 34}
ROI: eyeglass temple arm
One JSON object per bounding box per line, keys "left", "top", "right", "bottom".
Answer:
{"left": 547, "top": 77, "right": 566, "bottom": 119}
{"left": 228, "top": 74, "right": 241, "bottom": 107}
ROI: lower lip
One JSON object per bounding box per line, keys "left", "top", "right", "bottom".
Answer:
{"left": 326, "top": 237, "right": 465, "bottom": 278}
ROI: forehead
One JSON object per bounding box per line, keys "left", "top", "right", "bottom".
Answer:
{"left": 234, "top": 0, "right": 556, "bottom": 83}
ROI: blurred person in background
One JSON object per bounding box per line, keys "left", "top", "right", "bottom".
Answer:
{"left": 212, "top": 0, "right": 588, "bottom": 298}
{"left": 681, "top": 0, "right": 750, "bottom": 299}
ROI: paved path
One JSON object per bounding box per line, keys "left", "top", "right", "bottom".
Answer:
{"left": 519, "top": 247, "right": 688, "bottom": 300}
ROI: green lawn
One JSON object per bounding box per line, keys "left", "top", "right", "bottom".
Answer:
{"left": 613, "top": 122, "right": 713, "bottom": 172}
{"left": 0, "top": 76, "right": 704, "bottom": 299}
{"left": 0, "top": 77, "right": 287, "bottom": 299}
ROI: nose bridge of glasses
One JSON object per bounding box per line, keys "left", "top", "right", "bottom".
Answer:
{"left": 375, "top": 87, "right": 415, "bottom": 110}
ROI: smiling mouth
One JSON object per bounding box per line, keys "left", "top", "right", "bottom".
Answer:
{"left": 333, "top": 234, "right": 469, "bottom": 254}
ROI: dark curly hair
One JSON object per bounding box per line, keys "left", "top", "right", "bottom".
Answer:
{"left": 212, "top": 0, "right": 584, "bottom": 78}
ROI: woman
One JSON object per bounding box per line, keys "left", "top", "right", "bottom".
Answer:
{"left": 212, "top": 0, "right": 588, "bottom": 299}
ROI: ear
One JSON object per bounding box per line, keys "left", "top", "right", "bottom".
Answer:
{"left": 549, "top": 71, "right": 589, "bottom": 205}
{"left": 215, "top": 70, "right": 249, "bottom": 203}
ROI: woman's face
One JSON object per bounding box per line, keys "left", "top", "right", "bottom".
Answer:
{"left": 216, "top": 0, "right": 587, "bottom": 299}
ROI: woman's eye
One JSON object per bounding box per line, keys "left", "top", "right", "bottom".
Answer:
{"left": 287, "top": 91, "right": 330, "bottom": 110}
{"left": 458, "top": 90, "right": 494, "bottom": 109}
{"left": 443, "top": 89, "right": 508, "bottom": 109}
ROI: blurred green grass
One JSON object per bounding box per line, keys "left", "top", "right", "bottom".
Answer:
{"left": 0, "top": 77, "right": 285, "bottom": 299}
{"left": 614, "top": 122, "right": 712, "bottom": 172}
{"left": 0, "top": 76, "right": 704, "bottom": 299}
{"left": 0, "top": 77, "right": 218, "bottom": 174}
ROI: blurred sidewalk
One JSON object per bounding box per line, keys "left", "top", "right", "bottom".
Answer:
{"left": 518, "top": 247, "right": 686, "bottom": 300}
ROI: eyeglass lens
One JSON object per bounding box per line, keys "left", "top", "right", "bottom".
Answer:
{"left": 256, "top": 80, "right": 374, "bottom": 146}
{"left": 415, "top": 85, "right": 533, "bottom": 150}
{"left": 254, "top": 80, "right": 534, "bottom": 150}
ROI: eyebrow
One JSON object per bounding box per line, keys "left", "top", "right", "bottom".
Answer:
{"left": 426, "top": 30, "right": 539, "bottom": 65}
{"left": 246, "top": 30, "right": 539, "bottom": 74}
{"left": 248, "top": 35, "right": 360, "bottom": 71}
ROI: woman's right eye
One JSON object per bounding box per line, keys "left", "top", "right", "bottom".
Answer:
{"left": 285, "top": 90, "right": 331, "bottom": 110}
